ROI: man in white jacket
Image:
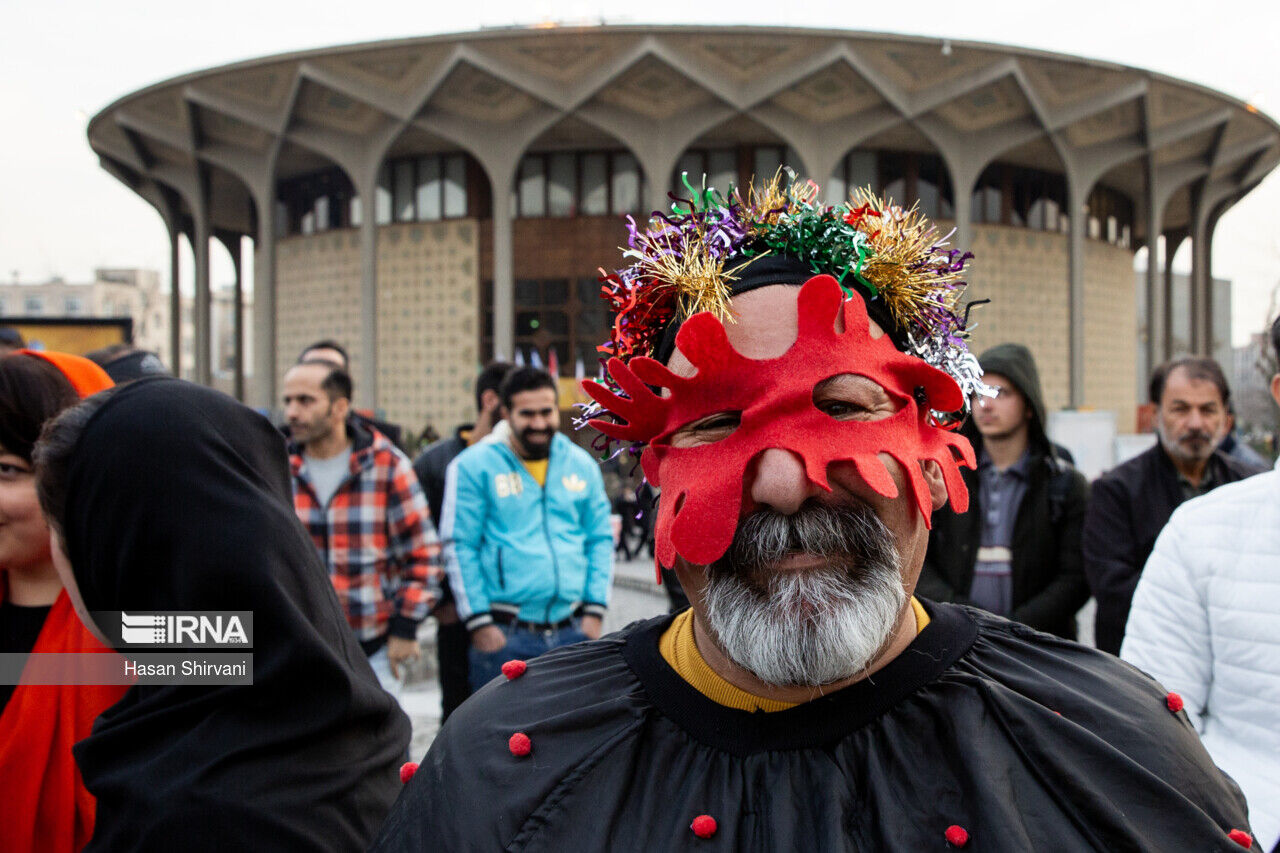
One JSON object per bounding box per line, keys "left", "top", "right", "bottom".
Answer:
{"left": 1122, "top": 315, "right": 1280, "bottom": 853}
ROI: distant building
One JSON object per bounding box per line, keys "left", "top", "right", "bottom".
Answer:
{"left": 1135, "top": 269, "right": 1233, "bottom": 399}
{"left": 1231, "top": 331, "right": 1279, "bottom": 441}
{"left": 0, "top": 268, "right": 168, "bottom": 357}
{"left": 0, "top": 269, "right": 252, "bottom": 398}
{"left": 88, "top": 26, "right": 1280, "bottom": 431}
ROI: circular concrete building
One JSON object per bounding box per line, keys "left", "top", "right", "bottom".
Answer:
{"left": 88, "top": 26, "right": 1280, "bottom": 434}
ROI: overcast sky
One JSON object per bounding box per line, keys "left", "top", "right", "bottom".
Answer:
{"left": 3, "top": 0, "right": 1277, "bottom": 344}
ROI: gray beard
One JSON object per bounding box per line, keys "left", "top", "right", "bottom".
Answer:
{"left": 700, "top": 501, "right": 906, "bottom": 688}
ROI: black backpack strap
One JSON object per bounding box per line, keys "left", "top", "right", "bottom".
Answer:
{"left": 1046, "top": 459, "right": 1074, "bottom": 526}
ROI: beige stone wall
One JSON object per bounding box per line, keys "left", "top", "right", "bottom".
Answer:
{"left": 1083, "top": 240, "right": 1138, "bottom": 432}
{"left": 276, "top": 230, "right": 362, "bottom": 391}
{"left": 964, "top": 226, "right": 1071, "bottom": 413}
{"left": 962, "top": 225, "right": 1137, "bottom": 432}
{"left": 376, "top": 220, "right": 479, "bottom": 434}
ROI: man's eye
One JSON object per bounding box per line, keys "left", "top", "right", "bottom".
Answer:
{"left": 695, "top": 413, "right": 740, "bottom": 431}
{"left": 670, "top": 412, "right": 741, "bottom": 448}
{"left": 817, "top": 399, "right": 872, "bottom": 420}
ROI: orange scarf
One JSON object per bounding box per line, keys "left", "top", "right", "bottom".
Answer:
{"left": 0, "top": 592, "right": 127, "bottom": 852}
{"left": 0, "top": 349, "right": 122, "bottom": 851}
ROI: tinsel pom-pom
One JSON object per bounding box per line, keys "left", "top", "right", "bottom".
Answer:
{"left": 944, "top": 825, "right": 969, "bottom": 847}
{"left": 1228, "top": 829, "right": 1253, "bottom": 848}
{"left": 1166, "top": 692, "right": 1185, "bottom": 713}
{"left": 399, "top": 762, "right": 418, "bottom": 784}
{"left": 690, "top": 815, "right": 717, "bottom": 839}
{"left": 501, "top": 659, "right": 527, "bottom": 680}
{"left": 508, "top": 732, "right": 532, "bottom": 757}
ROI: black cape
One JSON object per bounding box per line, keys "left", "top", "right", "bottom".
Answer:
{"left": 374, "top": 602, "right": 1252, "bottom": 851}
{"left": 60, "top": 378, "right": 411, "bottom": 851}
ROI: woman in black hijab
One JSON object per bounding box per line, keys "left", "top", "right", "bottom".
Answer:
{"left": 34, "top": 377, "right": 410, "bottom": 852}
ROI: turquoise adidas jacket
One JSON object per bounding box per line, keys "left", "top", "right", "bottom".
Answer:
{"left": 441, "top": 428, "right": 614, "bottom": 630}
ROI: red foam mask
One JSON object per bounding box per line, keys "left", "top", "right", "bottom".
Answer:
{"left": 583, "top": 275, "right": 975, "bottom": 571}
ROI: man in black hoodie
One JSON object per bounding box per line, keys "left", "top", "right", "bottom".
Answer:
{"left": 918, "top": 343, "right": 1090, "bottom": 639}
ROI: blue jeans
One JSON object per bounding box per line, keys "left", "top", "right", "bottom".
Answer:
{"left": 468, "top": 622, "right": 588, "bottom": 691}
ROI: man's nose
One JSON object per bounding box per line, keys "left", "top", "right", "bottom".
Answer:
{"left": 748, "top": 448, "right": 823, "bottom": 516}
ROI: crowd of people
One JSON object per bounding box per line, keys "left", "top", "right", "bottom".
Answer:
{"left": 0, "top": 172, "right": 1276, "bottom": 851}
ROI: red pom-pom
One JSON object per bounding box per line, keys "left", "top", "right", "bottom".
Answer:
{"left": 690, "top": 815, "right": 717, "bottom": 839}
{"left": 944, "top": 824, "right": 969, "bottom": 847}
{"left": 399, "top": 761, "right": 418, "bottom": 784}
{"left": 508, "top": 731, "right": 532, "bottom": 757}
{"left": 502, "top": 659, "right": 528, "bottom": 680}
{"left": 1166, "top": 692, "right": 1185, "bottom": 713}
{"left": 1228, "top": 829, "right": 1252, "bottom": 848}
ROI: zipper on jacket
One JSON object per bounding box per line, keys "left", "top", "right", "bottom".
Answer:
{"left": 497, "top": 548, "right": 505, "bottom": 589}
{"left": 540, "top": 474, "right": 561, "bottom": 625}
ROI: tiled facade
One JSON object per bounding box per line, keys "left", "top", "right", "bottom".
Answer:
{"left": 964, "top": 226, "right": 1072, "bottom": 413}
{"left": 376, "top": 220, "right": 479, "bottom": 433}
{"left": 961, "top": 225, "right": 1137, "bottom": 432}
{"left": 276, "top": 230, "right": 363, "bottom": 395}
{"left": 1084, "top": 240, "right": 1139, "bottom": 432}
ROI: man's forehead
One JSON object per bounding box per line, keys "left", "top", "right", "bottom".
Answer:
{"left": 667, "top": 284, "right": 885, "bottom": 379}
{"left": 1163, "top": 368, "right": 1224, "bottom": 405}
{"left": 510, "top": 389, "right": 556, "bottom": 410}
{"left": 284, "top": 364, "right": 326, "bottom": 388}
{"left": 303, "top": 348, "right": 346, "bottom": 368}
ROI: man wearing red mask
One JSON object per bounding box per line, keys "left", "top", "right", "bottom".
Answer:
{"left": 373, "top": 176, "right": 1254, "bottom": 851}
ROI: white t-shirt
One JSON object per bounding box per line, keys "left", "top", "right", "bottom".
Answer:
{"left": 303, "top": 448, "right": 352, "bottom": 508}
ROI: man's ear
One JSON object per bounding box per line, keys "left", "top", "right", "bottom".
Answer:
{"left": 921, "top": 459, "right": 948, "bottom": 512}
{"left": 333, "top": 395, "right": 351, "bottom": 420}
{"left": 1271, "top": 374, "right": 1280, "bottom": 409}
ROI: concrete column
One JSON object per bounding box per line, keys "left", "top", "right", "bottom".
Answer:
{"left": 252, "top": 205, "right": 277, "bottom": 412}
{"left": 1163, "top": 231, "right": 1186, "bottom": 359}
{"left": 491, "top": 184, "right": 515, "bottom": 361}
{"left": 168, "top": 224, "right": 181, "bottom": 378}
{"left": 218, "top": 232, "right": 245, "bottom": 401}
{"left": 1065, "top": 174, "right": 1088, "bottom": 408}
{"left": 193, "top": 213, "right": 212, "bottom": 386}
{"left": 358, "top": 184, "right": 378, "bottom": 411}
{"left": 1190, "top": 211, "right": 1210, "bottom": 356}
{"left": 1144, "top": 157, "right": 1165, "bottom": 374}
{"left": 950, "top": 167, "right": 975, "bottom": 259}
{"left": 1203, "top": 210, "right": 1221, "bottom": 359}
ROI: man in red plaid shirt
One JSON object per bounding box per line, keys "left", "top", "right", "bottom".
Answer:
{"left": 283, "top": 359, "right": 440, "bottom": 696}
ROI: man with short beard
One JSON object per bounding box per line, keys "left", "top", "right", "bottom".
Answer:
{"left": 282, "top": 360, "right": 439, "bottom": 699}
{"left": 375, "top": 177, "right": 1252, "bottom": 851}
{"left": 1084, "top": 357, "right": 1261, "bottom": 655}
{"left": 440, "top": 366, "right": 614, "bottom": 692}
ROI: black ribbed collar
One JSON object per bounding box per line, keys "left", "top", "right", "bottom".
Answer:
{"left": 621, "top": 600, "right": 978, "bottom": 756}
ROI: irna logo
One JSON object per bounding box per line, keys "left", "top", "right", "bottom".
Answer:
{"left": 119, "top": 612, "right": 251, "bottom": 647}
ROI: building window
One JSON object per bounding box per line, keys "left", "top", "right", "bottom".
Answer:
{"left": 64, "top": 296, "right": 84, "bottom": 316}
{"left": 514, "top": 151, "right": 644, "bottom": 219}
{"left": 277, "top": 154, "right": 482, "bottom": 237}
{"left": 480, "top": 276, "right": 612, "bottom": 374}
{"left": 276, "top": 168, "right": 356, "bottom": 236}
{"left": 416, "top": 156, "right": 442, "bottom": 220}
{"left": 392, "top": 160, "right": 415, "bottom": 223}
{"left": 374, "top": 153, "right": 473, "bottom": 223}
{"left": 23, "top": 296, "right": 43, "bottom": 314}
{"left": 830, "top": 150, "right": 952, "bottom": 218}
